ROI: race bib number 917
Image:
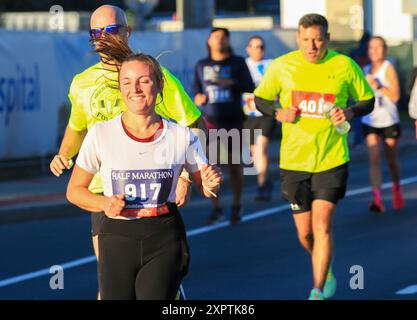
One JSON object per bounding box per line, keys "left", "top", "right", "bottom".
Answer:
{"left": 111, "top": 169, "right": 174, "bottom": 209}
{"left": 292, "top": 90, "right": 335, "bottom": 118}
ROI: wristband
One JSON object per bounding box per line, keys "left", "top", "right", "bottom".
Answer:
{"left": 179, "top": 176, "right": 192, "bottom": 184}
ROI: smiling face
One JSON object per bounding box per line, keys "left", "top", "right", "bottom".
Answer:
{"left": 119, "top": 60, "right": 161, "bottom": 116}
{"left": 296, "top": 25, "right": 329, "bottom": 63}
{"left": 368, "top": 37, "right": 386, "bottom": 64}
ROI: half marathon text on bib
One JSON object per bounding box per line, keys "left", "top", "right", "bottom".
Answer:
{"left": 292, "top": 90, "right": 335, "bottom": 119}
{"left": 111, "top": 169, "right": 174, "bottom": 209}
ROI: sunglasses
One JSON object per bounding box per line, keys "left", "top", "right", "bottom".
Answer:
{"left": 89, "top": 24, "right": 127, "bottom": 39}
{"left": 249, "top": 44, "right": 265, "bottom": 50}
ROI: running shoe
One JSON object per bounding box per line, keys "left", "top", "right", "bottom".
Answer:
{"left": 263, "top": 180, "right": 273, "bottom": 201}
{"left": 255, "top": 185, "right": 266, "bottom": 202}
{"left": 206, "top": 207, "right": 224, "bottom": 225}
{"left": 323, "top": 266, "right": 337, "bottom": 299}
{"left": 175, "top": 285, "right": 186, "bottom": 300}
{"left": 308, "top": 288, "right": 324, "bottom": 300}
{"left": 255, "top": 180, "right": 273, "bottom": 202}
{"left": 230, "top": 205, "right": 242, "bottom": 225}
{"left": 392, "top": 185, "right": 404, "bottom": 210}
{"left": 369, "top": 199, "right": 385, "bottom": 213}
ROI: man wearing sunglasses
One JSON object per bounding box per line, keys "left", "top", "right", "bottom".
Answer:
{"left": 49, "top": 4, "right": 204, "bottom": 299}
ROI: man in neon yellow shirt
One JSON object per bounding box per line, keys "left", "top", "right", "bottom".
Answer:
{"left": 254, "top": 14, "right": 375, "bottom": 300}
{"left": 49, "top": 5, "right": 203, "bottom": 299}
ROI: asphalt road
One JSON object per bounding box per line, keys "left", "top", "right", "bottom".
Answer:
{"left": 1, "top": 147, "right": 417, "bottom": 300}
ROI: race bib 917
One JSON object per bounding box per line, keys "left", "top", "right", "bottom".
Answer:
{"left": 111, "top": 169, "right": 174, "bottom": 209}
{"left": 292, "top": 90, "right": 335, "bottom": 119}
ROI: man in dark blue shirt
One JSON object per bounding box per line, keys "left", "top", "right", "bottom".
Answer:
{"left": 193, "top": 27, "right": 255, "bottom": 225}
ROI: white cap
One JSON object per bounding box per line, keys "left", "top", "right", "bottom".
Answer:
{"left": 322, "top": 102, "right": 334, "bottom": 113}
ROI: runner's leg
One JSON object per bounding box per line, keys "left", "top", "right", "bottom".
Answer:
{"left": 292, "top": 211, "right": 313, "bottom": 254}
{"left": 99, "top": 233, "right": 138, "bottom": 300}
{"left": 253, "top": 135, "right": 269, "bottom": 187}
{"left": 384, "top": 137, "right": 404, "bottom": 209}
{"left": 92, "top": 235, "right": 101, "bottom": 300}
{"left": 383, "top": 137, "right": 400, "bottom": 183}
{"left": 229, "top": 163, "right": 243, "bottom": 207}
{"left": 311, "top": 199, "right": 336, "bottom": 290}
{"left": 365, "top": 133, "right": 382, "bottom": 188}
{"left": 136, "top": 239, "right": 186, "bottom": 300}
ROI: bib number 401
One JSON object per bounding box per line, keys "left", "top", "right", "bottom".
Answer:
{"left": 292, "top": 90, "right": 335, "bottom": 119}
{"left": 298, "top": 98, "right": 325, "bottom": 116}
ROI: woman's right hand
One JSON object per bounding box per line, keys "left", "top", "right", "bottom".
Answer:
{"left": 201, "top": 164, "right": 223, "bottom": 195}
{"left": 50, "top": 155, "right": 73, "bottom": 177}
{"left": 104, "top": 194, "right": 125, "bottom": 217}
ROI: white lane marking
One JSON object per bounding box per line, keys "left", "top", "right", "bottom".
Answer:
{"left": 1, "top": 175, "right": 417, "bottom": 288}
{"left": 0, "top": 200, "right": 68, "bottom": 212}
{"left": 0, "top": 256, "right": 96, "bottom": 287}
{"left": 186, "top": 204, "right": 290, "bottom": 237}
{"left": 396, "top": 285, "right": 417, "bottom": 295}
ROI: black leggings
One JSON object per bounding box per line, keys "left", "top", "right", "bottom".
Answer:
{"left": 98, "top": 208, "right": 190, "bottom": 300}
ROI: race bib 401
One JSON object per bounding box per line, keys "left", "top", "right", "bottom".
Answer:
{"left": 111, "top": 169, "right": 174, "bottom": 209}
{"left": 292, "top": 90, "right": 335, "bottom": 118}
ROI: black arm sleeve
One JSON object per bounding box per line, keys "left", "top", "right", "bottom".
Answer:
{"left": 192, "top": 63, "right": 203, "bottom": 96}
{"left": 350, "top": 97, "right": 375, "bottom": 118}
{"left": 238, "top": 59, "right": 255, "bottom": 93}
{"left": 254, "top": 96, "right": 277, "bottom": 117}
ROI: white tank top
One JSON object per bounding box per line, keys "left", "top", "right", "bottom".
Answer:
{"left": 243, "top": 58, "right": 272, "bottom": 117}
{"left": 361, "top": 60, "right": 399, "bottom": 128}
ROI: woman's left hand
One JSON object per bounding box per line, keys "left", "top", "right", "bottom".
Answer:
{"left": 201, "top": 164, "right": 223, "bottom": 191}
{"left": 366, "top": 74, "right": 379, "bottom": 90}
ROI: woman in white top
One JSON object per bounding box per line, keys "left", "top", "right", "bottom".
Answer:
{"left": 362, "top": 36, "right": 404, "bottom": 213}
{"left": 243, "top": 35, "right": 276, "bottom": 201}
{"left": 67, "top": 40, "right": 222, "bottom": 299}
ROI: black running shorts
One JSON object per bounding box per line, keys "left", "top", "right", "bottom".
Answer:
{"left": 279, "top": 163, "right": 349, "bottom": 214}
{"left": 91, "top": 212, "right": 106, "bottom": 237}
{"left": 362, "top": 123, "right": 401, "bottom": 140}
{"left": 243, "top": 115, "right": 277, "bottom": 145}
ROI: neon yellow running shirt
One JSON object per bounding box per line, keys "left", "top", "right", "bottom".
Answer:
{"left": 254, "top": 50, "right": 374, "bottom": 173}
{"left": 68, "top": 62, "right": 201, "bottom": 193}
